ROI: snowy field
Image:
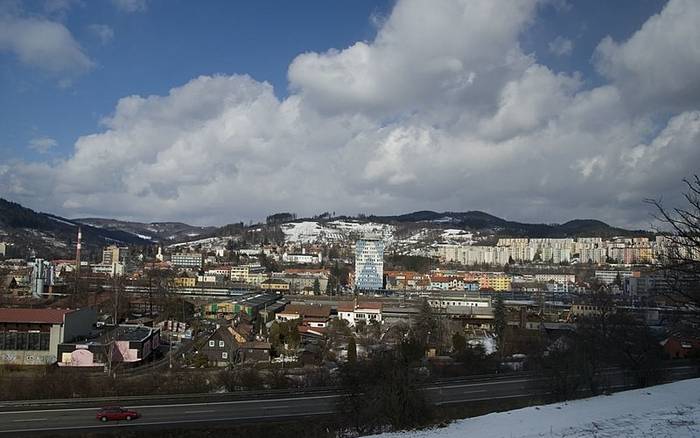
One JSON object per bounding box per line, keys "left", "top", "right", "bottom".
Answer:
{"left": 368, "top": 378, "right": 700, "bottom": 438}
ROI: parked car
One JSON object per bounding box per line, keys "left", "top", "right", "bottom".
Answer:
{"left": 96, "top": 406, "right": 140, "bottom": 422}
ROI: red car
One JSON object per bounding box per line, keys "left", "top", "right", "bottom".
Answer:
{"left": 96, "top": 406, "right": 140, "bottom": 422}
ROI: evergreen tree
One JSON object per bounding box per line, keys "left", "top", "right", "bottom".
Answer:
{"left": 313, "top": 278, "right": 321, "bottom": 295}
{"left": 414, "top": 298, "right": 438, "bottom": 349}
{"left": 452, "top": 331, "right": 467, "bottom": 354}
{"left": 347, "top": 336, "right": 357, "bottom": 363}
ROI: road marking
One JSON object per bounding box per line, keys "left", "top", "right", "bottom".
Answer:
{"left": 184, "top": 410, "right": 216, "bottom": 414}
{"left": 429, "top": 379, "right": 534, "bottom": 390}
{"left": 435, "top": 393, "right": 540, "bottom": 405}
{"left": 0, "top": 411, "right": 337, "bottom": 434}
{"left": 11, "top": 418, "right": 47, "bottom": 422}
{"left": 0, "top": 394, "right": 340, "bottom": 415}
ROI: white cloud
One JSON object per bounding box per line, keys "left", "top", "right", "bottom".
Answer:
{"left": 594, "top": 0, "right": 700, "bottom": 112}
{"left": 87, "top": 24, "right": 114, "bottom": 44}
{"left": 43, "top": 0, "right": 83, "bottom": 19}
{"left": 548, "top": 36, "right": 573, "bottom": 56}
{"left": 111, "top": 0, "right": 147, "bottom": 13}
{"left": 0, "top": 15, "right": 93, "bottom": 74}
{"left": 1, "top": 0, "right": 699, "bottom": 228}
{"left": 288, "top": 0, "right": 538, "bottom": 115}
{"left": 28, "top": 136, "right": 58, "bottom": 153}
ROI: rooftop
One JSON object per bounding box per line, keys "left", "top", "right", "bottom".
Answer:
{"left": 0, "top": 308, "right": 74, "bottom": 324}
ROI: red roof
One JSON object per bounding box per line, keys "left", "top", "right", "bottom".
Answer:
{"left": 0, "top": 308, "right": 74, "bottom": 324}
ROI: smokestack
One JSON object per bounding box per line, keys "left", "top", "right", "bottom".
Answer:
{"left": 75, "top": 226, "right": 81, "bottom": 297}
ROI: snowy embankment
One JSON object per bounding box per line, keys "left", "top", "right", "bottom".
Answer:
{"left": 368, "top": 378, "right": 700, "bottom": 438}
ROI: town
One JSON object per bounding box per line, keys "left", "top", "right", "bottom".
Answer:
{"left": 1, "top": 0, "right": 699, "bottom": 436}
{"left": 0, "top": 207, "right": 696, "bottom": 380}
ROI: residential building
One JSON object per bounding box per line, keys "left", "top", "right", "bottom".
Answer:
{"left": 595, "top": 270, "right": 637, "bottom": 285}
{"left": 282, "top": 250, "right": 322, "bottom": 264}
{"left": 260, "top": 278, "right": 290, "bottom": 292}
{"left": 337, "top": 301, "right": 383, "bottom": 327}
{"left": 478, "top": 274, "right": 512, "bottom": 291}
{"left": 174, "top": 276, "right": 196, "bottom": 287}
{"left": 170, "top": 253, "right": 203, "bottom": 268}
{"left": 200, "top": 326, "right": 238, "bottom": 367}
{"left": 354, "top": 237, "right": 384, "bottom": 290}
{"left": 0, "top": 308, "right": 96, "bottom": 365}
{"left": 230, "top": 265, "right": 267, "bottom": 284}
{"left": 102, "top": 245, "right": 129, "bottom": 266}
{"left": 90, "top": 262, "right": 124, "bottom": 277}
{"left": 276, "top": 304, "right": 331, "bottom": 328}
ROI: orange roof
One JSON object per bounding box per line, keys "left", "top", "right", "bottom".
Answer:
{"left": 0, "top": 308, "right": 74, "bottom": 324}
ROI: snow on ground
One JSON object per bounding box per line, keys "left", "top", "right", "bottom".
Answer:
{"left": 368, "top": 378, "right": 700, "bottom": 438}
{"left": 167, "top": 236, "right": 235, "bottom": 250}
{"left": 441, "top": 229, "right": 473, "bottom": 242}
{"left": 281, "top": 220, "right": 394, "bottom": 244}
{"left": 47, "top": 216, "right": 76, "bottom": 226}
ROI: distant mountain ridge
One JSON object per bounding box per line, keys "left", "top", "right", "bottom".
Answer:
{"left": 0, "top": 198, "right": 152, "bottom": 259}
{"left": 0, "top": 197, "right": 650, "bottom": 258}
{"left": 367, "top": 210, "right": 647, "bottom": 238}
{"left": 73, "top": 218, "right": 216, "bottom": 242}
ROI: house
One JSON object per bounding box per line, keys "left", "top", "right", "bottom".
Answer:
{"left": 276, "top": 304, "right": 331, "bottom": 328}
{"left": 0, "top": 307, "right": 96, "bottom": 365}
{"left": 260, "top": 278, "right": 290, "bottom": 292}
{"left": 337, "top": 301, "right": 383, "bottom": 327}
{"left": 238, "top": 341, "right": 271, "bottom": 363}
{"left": 200, "top": 326, "right": 239, "bottom": 367}
{"left": 230, "top": 322, "right": 255, "bottom": 343}
{"left": 662, "top": 334, "right": 700, "bottom": 359}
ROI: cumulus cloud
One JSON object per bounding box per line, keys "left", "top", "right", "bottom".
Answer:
{"left": 0, "top": 14, "right": 93, "bottom": 74}
{"left": 594, "top": 0, "right": 700, "bottom": 112}
{"left": 548, "top": 36, "right": 573, "bottom": 56}
{"left": 1, "top": 0, "right": 699, "bottom": 228}
{"left": 87, "top": 24, "right": 114, "bottom": 44}
{"left": 28, "top": 136, "right": 58, "bottom": 153}
{"left": 288, "top": 0, "right": 539, "bottom": 115}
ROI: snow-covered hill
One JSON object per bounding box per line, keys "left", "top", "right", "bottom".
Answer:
{"left": 368, "top": 378, "right": 700, "bottom": 438}
{"left": 280, "top": 220, "right": 395, "bottom": 244}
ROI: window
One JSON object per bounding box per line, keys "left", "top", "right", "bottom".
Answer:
{"left": 218, "top": 340, "right": 224, "bottom": 347}
{"left": 222, "top": 352, "right": 228, "bottom": 359}
{"left": 209, "top": 340, "right": 215, "bottom": 347}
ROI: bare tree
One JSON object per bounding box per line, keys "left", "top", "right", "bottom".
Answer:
{"left": 648, "top": 175, "right": 700, "bottom": 311}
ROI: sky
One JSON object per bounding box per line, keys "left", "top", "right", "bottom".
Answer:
{"left": 1, "top": 0, "right": 698, "bottom": 228}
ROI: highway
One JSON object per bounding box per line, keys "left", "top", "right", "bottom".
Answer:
{"left": 0, "top": 365, "right": 696, "bottom": 435}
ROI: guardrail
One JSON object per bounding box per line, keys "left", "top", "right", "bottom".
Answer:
{"left": 0, "top": 363, "right": 696, "bottom": 411}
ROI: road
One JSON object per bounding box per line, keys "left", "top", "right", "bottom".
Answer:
{"left": 0, "top": 365, "right": 696, "bottom": 436}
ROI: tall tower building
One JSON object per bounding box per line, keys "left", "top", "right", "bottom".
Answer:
{"left": 354, "top": 236, "right": 384, "bottom": 290}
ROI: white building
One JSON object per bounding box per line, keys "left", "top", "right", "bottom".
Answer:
{"left": 354, "top": 237, "right": 384, "bottom": 290}
{"left": 282, "top": 250, "right": 322, "bottom": 264}
{"left": 90, "top": 262, "right": 124, "bottom": 277}
{"left": 170, "top": 253, "right": 203, "bottom": 268}
{"left": 337, "top": 301, "right": 383, "bottom": 327}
